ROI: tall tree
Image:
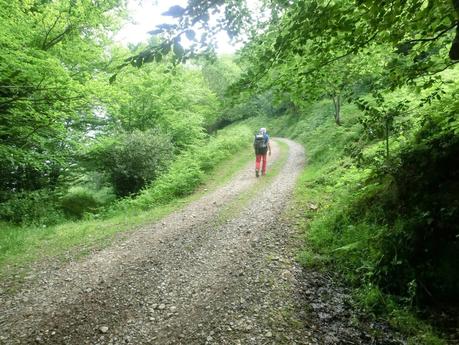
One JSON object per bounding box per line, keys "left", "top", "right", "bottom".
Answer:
{"left": 0, "top": 0, "right": 124, "bottom": 199}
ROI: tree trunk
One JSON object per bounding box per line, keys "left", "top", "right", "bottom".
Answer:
{"left": 385, "top": 117, "right": 390, "bottom": 158}
{"left": 450, "top": 0, "right": 459, "bottom": 60}
{"left": 331, "top": 94, "right": 341, "bottom": 126}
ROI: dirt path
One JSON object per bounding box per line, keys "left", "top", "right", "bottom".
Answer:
{"left": 0, "top": 138, "right": 309, "bottom": 344}
{"left": 0, "top": 138, "right": 404, "bottom": 345}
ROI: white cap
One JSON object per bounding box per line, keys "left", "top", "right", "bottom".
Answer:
{"left": 260, "top": 127, "right": 266, "bottom": 133}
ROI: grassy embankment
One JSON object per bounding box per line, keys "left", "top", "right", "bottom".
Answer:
{"left": 0, "top": 124, "right": 254, "bottom": 276}
{"left": 244, "top": 100, "right": 447, "bottom": 345}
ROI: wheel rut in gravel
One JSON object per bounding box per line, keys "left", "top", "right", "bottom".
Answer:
{"left": 1, "top": 138, "right": 310, "bottom": 345}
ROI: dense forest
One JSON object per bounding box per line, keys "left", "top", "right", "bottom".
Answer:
{"left": 1, "top": 1, "right": 458, "bottom": 344}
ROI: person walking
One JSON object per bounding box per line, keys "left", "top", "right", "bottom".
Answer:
{"left": 253, "top": 127, "right": 271, "bottom": 177}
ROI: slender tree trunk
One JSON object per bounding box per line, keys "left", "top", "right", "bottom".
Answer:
{"left": 385, "top": 117, "right": 390, "bottom": 158}
{"left": 331, "top": 94, "right": 341, "bottom": 125}
{"left": 451, "top": 0, "right": 459, "bottom": 60}
{"left": 337, "top": 94, "right": 341, "bottom": 125}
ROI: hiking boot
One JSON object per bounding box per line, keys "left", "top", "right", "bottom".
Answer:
{"left": 255, "top": 169, "right": 259, "bottom": 178}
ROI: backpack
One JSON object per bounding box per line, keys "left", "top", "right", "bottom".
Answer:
{"left": 254, "top": 133, "right": 268, "bottom": 153}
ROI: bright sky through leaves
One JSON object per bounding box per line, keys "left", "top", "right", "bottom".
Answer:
{"left": 115, "top": 0, "right": 243, "bottom": 54}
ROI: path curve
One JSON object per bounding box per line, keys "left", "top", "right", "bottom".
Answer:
{"left": 0, "top": 138, "right": 307, "bottom": 345}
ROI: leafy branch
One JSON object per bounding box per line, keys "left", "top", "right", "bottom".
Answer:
{"left": 405, "top": 22, "right": 457, "bottom": 44}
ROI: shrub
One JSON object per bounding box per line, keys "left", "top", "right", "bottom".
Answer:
{"left": 60, "top": 187, "right": 99, "bottom": 219}
{"left": 0, "top": 189, "right": 64, "bottom": 225}
{"left": 60, "top": 186, "right": 115, "bottom": 219}
{"left": 114, "top": 124, "right": 252, "bottom": 210}
{"left": 86, "top": 129, "right": 174, "bottom": 196}
{"left": 374, "top": 134, "right": 459, "bottom": 303}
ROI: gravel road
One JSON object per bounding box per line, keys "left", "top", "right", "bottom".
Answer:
{"left": 0, "top": 138, "right": 404, "bottom": 345}
{"left": 0, "top": 138, "right": 309, "bottom": 344}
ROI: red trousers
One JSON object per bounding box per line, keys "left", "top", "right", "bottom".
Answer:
{"left": 255, "top": 154, "right": 267, "bottom": 174}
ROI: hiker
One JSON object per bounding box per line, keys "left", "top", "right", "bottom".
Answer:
{"left": 253, "top": 127, "right": 271, "bottom": 177}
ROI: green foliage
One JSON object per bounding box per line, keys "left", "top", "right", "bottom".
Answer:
{"left": 117, "top": 124, "right": 252, "bottom": 210}
{"left": 250, "top": 88, "right": 455, "bottom": 343}
{"left": 0, "top": 190, "right": 63, "bottom": 225}
{"left": 0, "top": 0, "right": 124, "bottom": 198}
{"left": 0, "top": 0, "right": 231, "bottom": 228}
{"left": 0, "top": 125, "right": 253, "bottom": 270}
{"left": 375, "top": 134, "right": 459, "bottom": 301}
{"left": 85, "top": 129, "right": 174, "bottom": 197}
{"left": 356, "top": 284, "right": 388, "bottom": 315}
{"left": 200, "top": 56, "right": 268, "bottom": 130}
{"left": 288, "top": 98, "right": 459, "bottom": 305}
{"left": 108, "top": 59, "right": 220, "bottom": 142}
{"left": 229, "top": 0, "right": 458, "bottom": 100}
{"left": 201, "top": 56, "right": 241, "bottom": 100}
{"left": 389, "top": 309, "right": 446, "bottom": 345}
{"left": 60, "top": 187, "right": 99, "bottom": 219}
{"left": 60, "top": 186, "right": 115, "bottom": 219}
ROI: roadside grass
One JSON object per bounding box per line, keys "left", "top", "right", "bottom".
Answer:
{"left": 0, "top": 126, "right": 254, "bottom": 277}
{"left": 292, "top": 105, "right": 446, "bottom": 344}
{"left": 195, "top": 144, "right": 254, "bottom": 194}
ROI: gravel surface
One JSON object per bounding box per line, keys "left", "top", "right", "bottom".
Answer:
{"left": 0, "top": 138, "right": 403, "bottom": 345}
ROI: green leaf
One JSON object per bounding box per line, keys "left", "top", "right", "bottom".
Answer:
{"left": 333, "top": 241, "right": 362, "bottom": 252}
{"left": 109, "top": 73, "right": 117, "bottom": 84}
